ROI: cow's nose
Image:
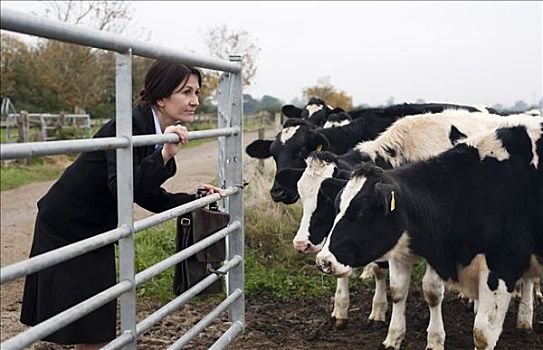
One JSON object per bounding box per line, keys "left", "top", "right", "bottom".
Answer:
{"left": 270, "top": 188, "right": 286, "bottom": 202}
{"left": 293, "top": 240, "right": 310, "bottom": 252}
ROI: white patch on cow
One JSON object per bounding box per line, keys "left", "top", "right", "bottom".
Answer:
{"left": 516, "top": 278, "right": 534, "bottom": 330}
{"left": 422, "top": 265, "right": 446, "bottom": 349}
{"left": 305, "top": 103, "right": 324, "bottom": 117}
{"left": 323, "top": 119, "right": 351, "bottom": 128}
{"left": 447, "top": 254, "right": 486, "bottom": 301}
{"left": 525, "top": 119, "right": 542, "bottom": 169}
{"left": 316, "top": 175, "right": 366, "bottom": 275}
{"left": 293, "top": 157, "right": 336, "bottom": 249}
{"left": 354, "top": 110, "right": 508, "bottom": 168}
{"left": 381, "top": 232, "right": 413, "bottom": 263}
{"left": 473, "top": 268, "right": 511, "bottom": 350}
{"left": 466, "top": 131, "right": 511, "bottom": 162}
{"left": 279, "top": 125, "right": 300, "bottom": 144}
{"left": 464, "top": 115, "right": 543, "bottom": 164}
{"left": 331, "top": 276, "right": 350, "bottom": 320}
{"left": 367, "top": 263, "right": 389, "bottom": 322}
{"left": 382, "top": 258, "right": 414, "bottom": 349}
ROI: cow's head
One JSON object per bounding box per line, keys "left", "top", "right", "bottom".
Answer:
{"left": 276, "top": 151, "right": 351, "bottom": 253}
{"left": 316, "top": 162, "right": 407, "bottom": 277}
{"left": 246, "top": 119, "right": 330, "bottom": 204}
{"left": 323, "top": 111, "right": 352, "bottom": 128}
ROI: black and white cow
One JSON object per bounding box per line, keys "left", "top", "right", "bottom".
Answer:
{"left": 316, "top": 117, "right": 543, "bottom": 350}
{"left": 278, "top": 110, "right": 521, "bottom": 254}
{"left": 276, "top": 110, "right": 517, "bottom": 348}
{"left": 323, "top": 111, "right": 353, "bottom": 128}
{"left": 246, "top": 103, "right": 492, "bottom": 204}
{"left": 281, "top": 97, "right": 345, "bottom": 127}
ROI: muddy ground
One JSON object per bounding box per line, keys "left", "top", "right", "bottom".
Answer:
{"left": 24, "top": 285, "right": 543, "bottom": 349}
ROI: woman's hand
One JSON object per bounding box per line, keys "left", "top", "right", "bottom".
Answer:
{"left": 161, "top": 125, "right": 189, "bottom": 164}
{"left": 198, "top": 184, "right": 226, "bottom": 197}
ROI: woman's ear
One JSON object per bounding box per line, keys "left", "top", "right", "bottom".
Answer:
{"left": 156, "top": 98, "right": 166, "bottom": 108}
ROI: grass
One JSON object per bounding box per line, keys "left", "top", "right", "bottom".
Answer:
{"left": 132, "top": 157, "right": 375, "bottom": 304}
{"left": 0, "top": 157, "right": 69, "bottom": 191}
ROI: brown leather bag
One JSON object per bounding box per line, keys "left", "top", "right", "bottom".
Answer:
{"left": 173, "top": 205, "right": 230, "bottom": 296}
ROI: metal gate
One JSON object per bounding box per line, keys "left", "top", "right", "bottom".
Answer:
{"left": 0, "top": 8, "right": 245, "bottom": 350}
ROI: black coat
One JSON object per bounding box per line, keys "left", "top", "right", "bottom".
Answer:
{"left": 20, "top": 105, "right": 196, "bottom": 344}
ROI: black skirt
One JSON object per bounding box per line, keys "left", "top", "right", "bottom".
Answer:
{"left": 20, "top": 214, "right": 117, "bottom": 345}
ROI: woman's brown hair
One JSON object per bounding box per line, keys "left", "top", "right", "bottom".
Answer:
{"left": 136, "top": 60, "right": 202, "bottom": 106}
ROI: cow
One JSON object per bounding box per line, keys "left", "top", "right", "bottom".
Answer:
{"left": 281, "top": 97, "right": 347, "bottom": 127}
{"left": 246, "top": 102, "right": 494, "bottom": 204}
{"left": 276, "top": 110, "right": 516, "bottom": 348}
{"left": 316, "top": 117, "right": 543, "bottom": 350}
{"left": 278, "top": 110, "right": 526, "bottom": 254}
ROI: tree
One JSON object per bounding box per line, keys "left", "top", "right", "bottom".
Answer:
{"left": 35, "top": 1, "right": 136, "bottom": 116}
{"left": 511, "top": 100, "right": 528, "bottom": 112}
{"left": 303, "top": 77, "right": 353, "bottom": 110}
{"left": 200, "top": 25, "right": 261, "bottom": 108}
{"left": 41, "top": 0, "right": 133, "bottom": 33}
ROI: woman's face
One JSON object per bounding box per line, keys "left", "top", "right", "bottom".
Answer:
{"left": 156, "top": 74, "right": 200, "bottom": 127}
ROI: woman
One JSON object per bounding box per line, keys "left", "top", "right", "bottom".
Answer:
{"left": 20, "top": 60, "right": 224, "bottom": 349}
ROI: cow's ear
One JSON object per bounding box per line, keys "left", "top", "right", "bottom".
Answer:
{"left": 320, "top": 177, "right": 347, "bottom": 202}
{"left": 282, "top": 105, "right": 302, "bottom": 119}
{"left": 306, "top": 131, "right": 330, "bottom": 152}
{"left": 374, "top": 182, "right": 398, "bottom": 216}
{"left": 246, "top": 140, "right": 273, "bottom": 159}
{"left": 276, "top": 168, "right": 305, "bottom": 191}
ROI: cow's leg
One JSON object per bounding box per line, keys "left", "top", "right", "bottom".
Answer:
{"left": 516, "top": 277, "right": 534, "bottom": 330}
{"left": 368, "top": 263, "right": 388, "bottom": 322}
{"left": 331, "top": 276, "right": 349, "bottom": 329}
{"left": 422, "top": 264, "right": 445, "bottom": 350}
{"left": 535, "top": 278, "right": 543, "bottom": 302}
{"left": 382, "top": 258, "right": 413, "bottom": 350}
{"left": 473, "top": 270, "right": 511, "bottom": 350}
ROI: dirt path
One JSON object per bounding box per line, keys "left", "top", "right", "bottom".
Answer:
{"left": 0, "top": 129, "right": 267, "bottom": 345}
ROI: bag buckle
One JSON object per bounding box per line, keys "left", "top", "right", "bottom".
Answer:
{"left": 207, "top": 263, "right": 227, "bottom": 276}
{"left": 180, "top": 217, "right": 191, "bottom": 226}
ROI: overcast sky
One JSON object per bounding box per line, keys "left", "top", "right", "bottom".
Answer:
{"left": 2, "top": 1, "right": 542, "bottom": 107}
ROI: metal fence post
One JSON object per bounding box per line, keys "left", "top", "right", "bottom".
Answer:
{"left": 115, "top": 50, "right": 136, "bottom": 349}
{"left": 218, "top": 55, "right": 245, "bottom": 326}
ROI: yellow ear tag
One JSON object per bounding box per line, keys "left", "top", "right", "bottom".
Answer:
{"left": 390, "top": 191, "right": 396, "bottom": 212}
{"left": 316, "top": 144, "right": 323, "bottom": 152}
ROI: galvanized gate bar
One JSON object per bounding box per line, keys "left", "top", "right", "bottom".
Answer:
{"left": 1, "top": 280, "right": 133, "bottom": 350}
{"left": 0, "top": 226, "right": 130, "bottom": 284}
{"left": 0, "top": 136, "right": 128, "bottom": 160}
{"left": 103, "top": 256, "right": 242, "bottom": 350}
{"left": 135, "top": 221, "right": 242, "bottom": 286}
{"left": 167, "top": 288, "right": 244, "bottom": 350}
{"left": 132, "top": 127, "right": 239, "bottom": 147}
{"left": 0, "top": 128, "right": 239, "bottom": 160}
{"left": 0, "top": 191, "right": 239, "bottom": 285}
{"left": 135, "top": 256, "right": 243, "bottom": 339}
{"left": 0, "top": 9, "right": 240, "bottom": 73}
{"left": 133, "top": 187, "right": 239, "bottom": 233}
{"left": 209, "top": 320, "right": 245, "bottom": 350}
